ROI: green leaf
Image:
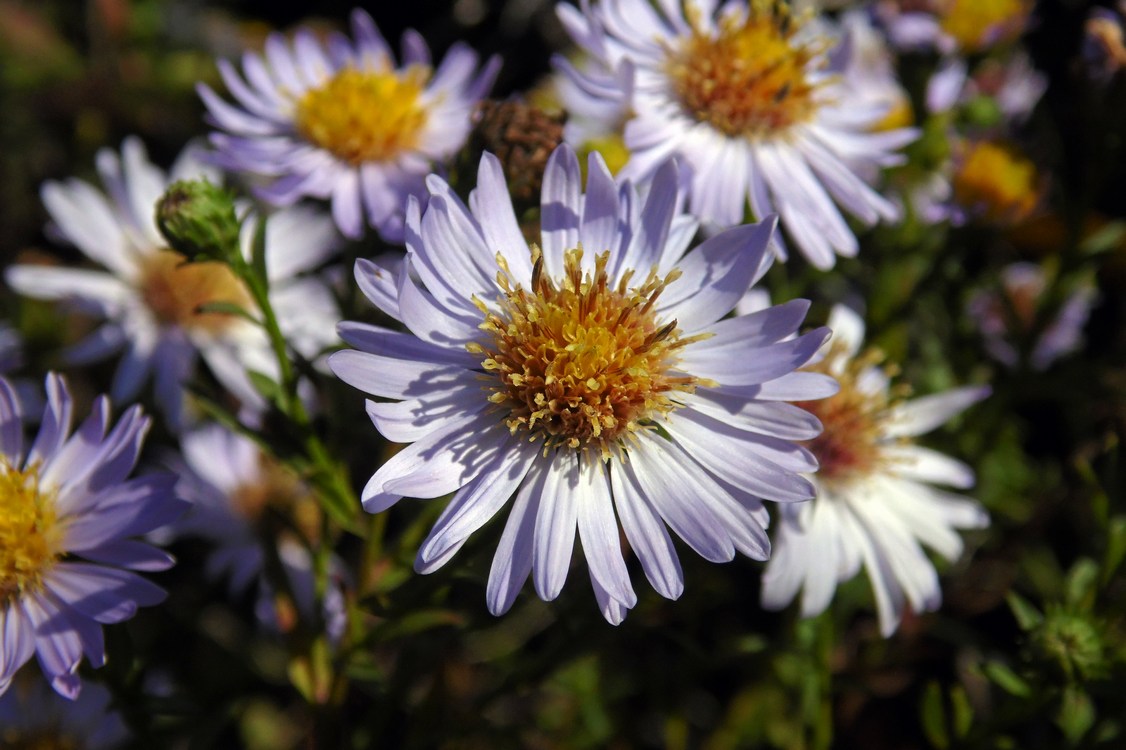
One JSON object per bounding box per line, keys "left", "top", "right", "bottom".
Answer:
{"left": 1065, "top": 558, "right": 1099, "bottom": 610}
{"left": 1056, "top": 684, "right": 1095, "bottom": 745}
{"left": 250, "top": 212, "right": 270, "bottom": 288}
{"left": 1079, "top": 221, "right": 1126, "bottom": 257}
{"left": 983, "top": 660, "right": 1032, "bottom": 697}
{"left": 921, "top": 681, "right": 949, "bottom": 749}
{"left": 1103, "top": 516, "right": 1126, "bottom": 587}
{"left": 1006, "top": 591, "right": 1044, "bottom": 631}
{"left": 195, "top": 300, "right": 258, "bottom": 323}
{"left": 950, "top": 685, "right": 974, "bottom": 739}
{"left": 246, "top": 369, "right": 282, "bottom": 407}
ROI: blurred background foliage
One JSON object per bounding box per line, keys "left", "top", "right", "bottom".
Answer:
{"left": 2, "top": 0, "right": 1125, "bottom": 748}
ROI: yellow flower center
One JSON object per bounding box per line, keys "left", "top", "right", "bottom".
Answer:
{"left": 231, "top": 456, "right": 320, "bottom": 541}
{"left": 139, "top": 249, "right": 253, "bottom": 334}
{"left": 471, "top": 248, "right": 708, "bottom": 460}
{"left": 665, "top": 1, "right": 822, "bottom": 138}
{"left": 294, "top": 66, "right": 429, "bottom": 165}
{"left": 0, "top": 462, "right": 63, "bottom": 605}
{"left": 952, "top": 140, "right": 1039, "bottom": 226}
{"left": 797, "top": 345, "right": 900, "bottom": 487}
{"left": 939, "top": 0, "right": 1029, "bottom": 52}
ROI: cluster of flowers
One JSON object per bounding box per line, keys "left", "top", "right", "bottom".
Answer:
{"left": 0, "top": 0, "right": 1102, "bottom": 740}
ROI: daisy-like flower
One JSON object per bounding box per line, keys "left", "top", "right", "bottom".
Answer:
{"left": 556, "top": 0, "right": 915, "bottom": 269}
{"left": 172, "top": 423, "right": 347, "bottom": 642}
{"left": 761, "top": 305, "right": 990, "bottom": 636}
{"left": 0, "top": 373, "right": 184, "bottom": 699}
{"left": 5, "top": 137, "right": 341, "bottom": 432}
{"left": 0, "top": 676, "right": 128, "bottom": 749}
{"left": 199, "top": 9, "right": 500, "bottom": 241}
{"left": 330, "top": 144, "right": 834, "bottom": 623}
{"left": 878, "top": 0, "right": 1033, "bottom": 55}
{"left": 969, "top": 263, "right": 1096, "bottom": 371}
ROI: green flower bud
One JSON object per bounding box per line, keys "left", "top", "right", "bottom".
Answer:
{"left": 155, "top": 179, "right": 241, "bottom": 263}
{"left": 1032, "top": 607, "right": 1107, "bottom": 682}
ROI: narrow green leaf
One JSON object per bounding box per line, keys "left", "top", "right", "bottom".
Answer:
{"left": 251, "top": 212, "right": 270, "bottom": 287}
{"left": 1056, "top": 684, "right": 1095, "bottom": 744}
{"left": 196, "top": 300, "right": 258, "bottom": 323}
{"left": 1006, "top": 591, "right": 1044, "bottom": 631}
{"left": 246, "top": 369, "right": 282, "bottom": 407}
{"left": 950, "top": 685, "right": 973, "bottom": 739}
{"left": 1065, "top": 558, "right": 1099, "bottom": 609}
{"left": 920, "top": 681, "right": 949, "bottom": 749}
{"left": 983, "top": 660, "right": 1031, "bottom": 697}
{"left": 1103, "top": 516, "right": 1126, "bottom": 586}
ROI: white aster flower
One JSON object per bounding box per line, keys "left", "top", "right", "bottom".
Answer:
{"left": 761, "top": 305, "right": 990, "bottom": 636}
{"left": 199, "top": 9, "right": 500, "bottom": 241}
{"left": 556, "top": 0, "right": 915, "bottom": 269}
{"left": 5, "top": 137, "right": 342, "bottom": 432}
{"left": 171, "top": 423, "right": 347, "bottom": 642}
{"left": 330, "top": 143, "right": 834, "bottom": 623}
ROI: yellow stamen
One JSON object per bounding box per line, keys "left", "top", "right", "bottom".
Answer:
{"left": 295, "top": 66, "right": 429, "bottom": 164}
{"left": 665, "top": 1, "right": 822, "bottom": 138}
{"left": 0, "top": 462, "right": 62, "bottom": 605}
{"left": 473, "top": 247, "right": 704, "bottom": 461}
{"left": 139, "top": 249, "right": 254, "bottom": 334}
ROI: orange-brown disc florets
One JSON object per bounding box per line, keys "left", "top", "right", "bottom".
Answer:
{"left": 471, "top": 248, "right": 707, "bottom": 459}
{"left": 295, "top": 66, "right": 429, "bottom": 165}
{"left": 139, "top": 249, "right": 253, "bottom": 334}
{"left": 797, "top": 345, "right": 902, "bottom": 487}
{"left": 666, "top": 1, "right": 823, "bottom": 138}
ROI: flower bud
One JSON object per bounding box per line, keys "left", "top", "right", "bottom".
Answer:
{"left": 155, "top": 179, "right": 241, "bottom": 263}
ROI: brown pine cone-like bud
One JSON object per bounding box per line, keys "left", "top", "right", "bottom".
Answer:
{"left": 464, "top": 99, "right": 566, "bottom": 208}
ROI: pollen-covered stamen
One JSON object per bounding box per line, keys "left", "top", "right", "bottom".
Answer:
{"left": 665, "top": 0, "right": 823, "bottom": 138}
{"left": 0, "top": 461, "right": 63, "bottom": 604}
{"left": 472, "top": 247, "right": 705, "bottom": 459}
{"left": 797, "top": 344, "right": 906, "bottom": 486}
{"left": 139, "top": 249, "right": 254, "bottom": 334}
{"left": 295, "top": 66, "right": 429, "bottom": 164}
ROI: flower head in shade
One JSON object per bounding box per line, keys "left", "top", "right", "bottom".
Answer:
{"left": 0, "top": 676, "right": 128, "bottom": 749}
{"left": 330, "top": 144, "right": 834, "bottom": 623}
{"left": 5, "top": 137, "right": 342, "bottom": 432}
{"left": 171, "top": 423, "right": 346, "bottom": 642}
{"left": 968, "top": 263, "right": 1096, "bottom": 371}
{"left": 0, "top": 373, "right": 185, "bottom": 699}
{"left": 199, "top": 9, "right": 500, "bottom": 241}
{"left": 761, "top": 306, "right": 990, "bottom": 636}
{"left": 556, "top": 0, "right": 915, "bottom": 269}
{"left": 878, "top": 0, "right": 1032, "bottom": 55}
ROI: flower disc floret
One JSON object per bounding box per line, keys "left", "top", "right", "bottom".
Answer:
{"left": 797, "top": 344, "right": 901, "bottom": 486}
{"left": 667, "top": 2, "right": 821, "bottom": 138}
{"left": 472, "top": 247, "right": 705, "bottom": 458}
{"left": 295, "top": 67, "right": 428, "bottom": 165}
{"left": 0, "top": 463, "right": 61, "bottom": 605}
{"left": 139, "top": 249, "right": 252, "bottom": 334}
